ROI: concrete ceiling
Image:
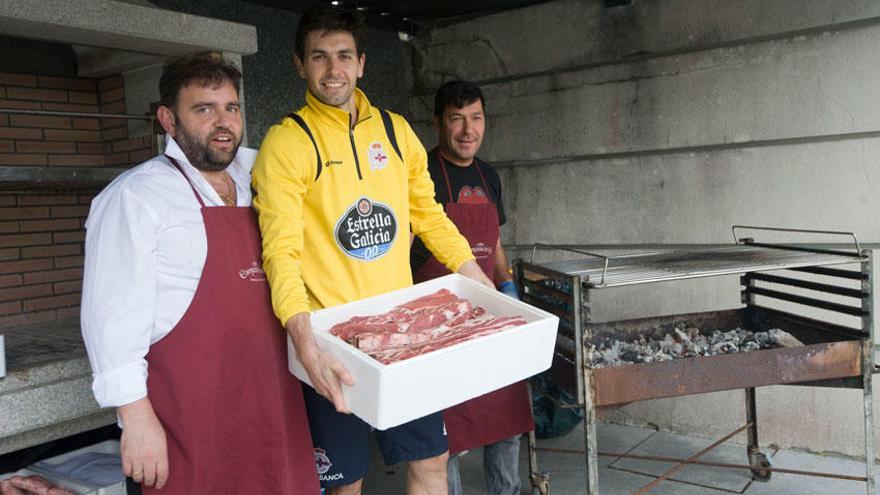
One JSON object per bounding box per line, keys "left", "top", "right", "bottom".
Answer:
{"left": 241, "top": 0, "right": 554, "bottom": 33}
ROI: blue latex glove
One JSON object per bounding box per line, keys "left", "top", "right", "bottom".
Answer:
{"left": 499, "top": 280, "right": 519, "bottom": 299}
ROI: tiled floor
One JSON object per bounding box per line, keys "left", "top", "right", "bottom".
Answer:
{"left": 363, "top": 421, "right": 878, "bottom": 494}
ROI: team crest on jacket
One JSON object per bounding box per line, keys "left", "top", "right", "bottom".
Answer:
{"left": 335, "top": 197, "right": 397, "bottom": 261}
{"left": 368, "top": 141, "right": 389, "bottom": 170}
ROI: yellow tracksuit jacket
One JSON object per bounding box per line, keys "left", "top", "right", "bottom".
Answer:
{"left": 253, "top": 89, "right": 475, "bottom": 325}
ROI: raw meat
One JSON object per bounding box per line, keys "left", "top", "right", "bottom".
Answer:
{"left": 329, "top": 289, "right": 526, "bottom": 364}
{"left": 3, "top": 476, "right": 75, "bottom": 495}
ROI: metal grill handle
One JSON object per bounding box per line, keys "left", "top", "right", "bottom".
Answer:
{"left": 529, "top": 243, "right": 610, "bottom": 285}
{"left": 731, "top": 225, "right": 862, "bottom": 255}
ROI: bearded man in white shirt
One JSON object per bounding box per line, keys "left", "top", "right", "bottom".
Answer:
{"left": 81, "top": 54, "right": 320, "bottom": 495}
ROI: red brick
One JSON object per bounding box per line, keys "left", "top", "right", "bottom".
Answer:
{"left": 0, "top": 274, "right": 21, "bottom": 288}
{"left": 0, "top": 309, "right": 56, "bottom": 327}
{"left": 16, "top": 140, "right": 76, "bottom": 153}
{"left": 0, "top": 153, "right": 49, "bottom": 165}
{"left": 0, "top": 196, "right": 14, "bottom": 207}
{"left": 0, "top": 300, "right": 21, "bottom": 315}
{"left": 68, "top": 91, "right": 98, "bottom": 105}
{"left": 21, "top": 244, "right": 80, "bottom": 259}
{"left": 0, "top": 283, "right": 52, "bottom": 302}
{"left": 0, "top": 153, "right": 47, "bottom": 165}
{"left": 0, "top": 207, "right": 50, "bottom": 221}
{"left": 100, "top": 86, "right": 125, "bottom": 103}
{"left": 54, "top": 255, "right": 84, "bottom": 269}
{"left": 19, "top": 218, "right": 81, "bottom": 232}
{"left": 0, "top": 140, "right": 12, "bottom": 152}
{"left": 56, "top": 306, "right": 80, "bottom": 319}
{"left": 23, "top": 267, "right": 81, "bottom": 284}
{"left": 9, "top": 114, "right": 71, "bottom": 129}
{"left": 37, "top": 76, "right": 96, "bottom": 92}
{"left": 100, "top": 100, "right": 126, "bottom": 114}
{"left": 17, "top": 195, "right": 78, "bottom": 206}
{"left": 53, "top": 231, "right": 85, "bottom": 244}
{"left": 0, "top": 248, "right": 18, "bottom": 261}
{"left": 40, "top": 102, "right": 99, "bottom": 113}
{"left": 0, "top": 99, "right": 41, "bottom": 110}
{"left": 0, "top": 73, "right": 36, "bottom": 87}
{"left": 98, "top": 75, "right": 123, "bottom": 92}
{"left": 49, "top": 154, "right": 105, "bottom": 167}
{"left": 25, "top": 293, "right": 80, "bottom": 311}
{"left": 0, "top": 232, "right": 52, "bottom": 248}
{"left": 104, "top": 152, "right": 129, "bottom": 166}
{"left": 102, "top": 126, "right": 128, "bottom": 141}
{"left": 77, "top": 194, "right": 94, "bottom": 205}
{"left": 6, "top": 87, "right": 68, "bottom": 102}
{"left": 0, "top": 114, "right": 6, "bottom": 125}
{"left": 112, "top": 138, "right": 144, "bottom": 153}
{"left": 72, "top": 117, "right": 100, "bottom": 130}
{"left": 76, "top": 142, "right": 103, "bottom": 154}
{"left": 129, "top": 148, "right": 153, "bottom": 163}
{"left": 0, "top": 221, "right": 18, "bottom": 233}
{"left": 53, "top": 279, "right": 82, "bottom": 294}
{"left": 0, "top": 258, "right": 54, "bottom": 274}
{"left": 0, "top": 127, "right": 43, "bottom": 139}
{"left": 50, "top": 205, "right": 90, "bottom": 218}
{"left": 43, "top": 129, "right": 102, "bottom": 142}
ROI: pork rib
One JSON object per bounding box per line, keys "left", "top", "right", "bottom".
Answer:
{"left": 330, "top": 289, "right": 526, "bottom": 364}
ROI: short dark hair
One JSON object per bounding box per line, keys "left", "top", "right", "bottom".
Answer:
{"left": 159, "top": 53, "right": 241, "bottom": 109}
{"left": 295, "top": 7, "right": 366, "bottom": 61}
{"left": 433, "top": 80, "right": 485, "bottom": 119}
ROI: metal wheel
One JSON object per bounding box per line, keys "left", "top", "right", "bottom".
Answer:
{"left": 749, "top": 452, "right": 772, "bottom": 482}
{"left": 530, "top": 471, "right": 550, "bottom": 495}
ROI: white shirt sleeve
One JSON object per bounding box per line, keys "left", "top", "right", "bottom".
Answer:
{"left": 81, "top": 183, "right": 160, "bottom": 408}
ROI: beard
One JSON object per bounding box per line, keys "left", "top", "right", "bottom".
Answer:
{"left": 174, "top": 117, "right": 241, "bottom": 172}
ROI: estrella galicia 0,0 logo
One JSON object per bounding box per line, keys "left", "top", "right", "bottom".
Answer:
{"left": 335, "top": 197, "right": 397, "bottom": 261}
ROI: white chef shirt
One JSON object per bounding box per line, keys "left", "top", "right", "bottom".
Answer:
{"left": 81, "top": 136, "right": 258, "bottom": 408}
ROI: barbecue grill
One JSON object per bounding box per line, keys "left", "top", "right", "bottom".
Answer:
{"left": 514, "top": 226, "right": 876, "bottom": 495}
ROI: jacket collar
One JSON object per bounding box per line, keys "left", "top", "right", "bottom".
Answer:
{"left": 305, "top": 87, "right": 373, "bottom": 130}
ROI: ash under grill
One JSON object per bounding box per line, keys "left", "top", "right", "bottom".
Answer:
{"left": 515, "top": 226, "right": 875, "bottom": 495}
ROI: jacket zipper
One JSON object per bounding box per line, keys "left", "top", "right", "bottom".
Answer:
{"left": 349, "top": 127, "right": 363, "bottom": 181}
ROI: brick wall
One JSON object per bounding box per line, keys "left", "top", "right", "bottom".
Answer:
{"left": 0, "top": 193, "right": 91, "bottom": 327}
{"left": 0, "top": 72, "right": 154, "bottom": 329}
{"left": 0, "top": 72, "right": 153, "bottom": 168}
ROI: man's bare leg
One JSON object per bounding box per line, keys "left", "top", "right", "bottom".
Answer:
{"left": 407, "top": 451, "right": 449, "bottom": 495}
{"left": 329, "top": 479, "right": 364, "bottom": 495}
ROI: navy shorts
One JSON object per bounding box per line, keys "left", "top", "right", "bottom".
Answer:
{"left": 303, "top": 385, "right": 448, "bottom": 488}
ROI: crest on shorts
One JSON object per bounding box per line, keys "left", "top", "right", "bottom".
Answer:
{"left": 314, "top": 448, "right": 332, "bottom": 474}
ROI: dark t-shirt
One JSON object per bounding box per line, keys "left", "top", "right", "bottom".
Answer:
{"left": 410, "top": 147, "right": 505, "bottom": 274}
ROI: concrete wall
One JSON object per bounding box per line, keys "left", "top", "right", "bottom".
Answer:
{"left": 149, "top": 0, "right": 410, "bottom": 146}
{"left": 406, "top": 0, "right": 880, "bottom": 457}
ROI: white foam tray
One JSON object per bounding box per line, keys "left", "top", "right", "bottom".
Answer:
{"left": 0, "top": 440, "right": 124, "bottom": 495}
{"left": 289, "top": 273, "right": 559, "bottom": 430}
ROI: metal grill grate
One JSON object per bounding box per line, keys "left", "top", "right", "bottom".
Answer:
{"left": 540, "top": 245, "right": 863, "bottom": 288}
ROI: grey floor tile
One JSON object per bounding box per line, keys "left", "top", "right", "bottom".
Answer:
{"left": 361, "top": 421, "right": 879, "bottom": 495}
{"left": 609, "top": 431, "right": 753, "bottom": 493}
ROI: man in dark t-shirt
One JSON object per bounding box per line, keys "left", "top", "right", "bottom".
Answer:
{"left": 410, "top": 81, "right": 532, "bottom": 495}
{"left": 409, "top": 155, "right": 507, "bottom": 275}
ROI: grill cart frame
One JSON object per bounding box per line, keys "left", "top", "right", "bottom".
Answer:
{"left": 515, "top": 226, "right": 875, "bottom": 495}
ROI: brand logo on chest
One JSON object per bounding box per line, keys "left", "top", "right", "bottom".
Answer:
{"left": 238, "top": 261, "right": 266, "bottom": 282}
{"left": 335, "top": 197, "right": 398, "bottom": 261}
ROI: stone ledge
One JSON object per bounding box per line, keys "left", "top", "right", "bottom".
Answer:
{"left": 0, "top": 0, "right": 257, "bottom": 56}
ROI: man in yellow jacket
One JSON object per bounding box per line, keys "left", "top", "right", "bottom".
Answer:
{"left": 252, "top": 6, "right": 493, "bottom": 495}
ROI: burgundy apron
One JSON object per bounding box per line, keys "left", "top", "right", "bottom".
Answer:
{"left": 413, "top": 151, "right": 534, "bottom": 454}
{"left": 142, "top": 158, "right": 320, "bottom": 494}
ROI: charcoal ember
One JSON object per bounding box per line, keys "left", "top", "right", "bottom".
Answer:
{"left": 586, "top": 326, "right": 799, "bottom": 368}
